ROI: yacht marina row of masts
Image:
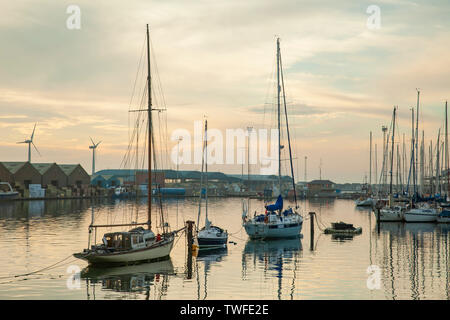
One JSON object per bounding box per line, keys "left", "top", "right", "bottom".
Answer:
{"left": 356, "top": 93, "right": 450, "bottom": 223}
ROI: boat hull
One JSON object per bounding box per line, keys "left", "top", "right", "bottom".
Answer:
{"left": 404, "top": 209, "right": 438, "bottom": 223}
{"left": 355, "top": 198, "right": 375, "bottom": 207}
{"left": 437, "top": 217, "right": 450, "bottom": 223}
{"left": 0, "top": 192, "right": 19, "bottom": 200}
{"left": 197, "top": 226, "right": 228, "bottom": 248}
{"left": 74, "top": 236, "right": 174, "bottom": 266}
{"left": 197, "top": 236, "right": 228, "bottom": 246}
{"left": 244, "top": 220, "right": 303, "bottom": 239}
{"left": 378, "top": 208, "right": 404, "bottom": 222}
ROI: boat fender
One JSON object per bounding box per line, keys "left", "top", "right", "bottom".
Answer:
{"left": 156, "top": 234, "right": 161, "bottom": 242}
{"left": 264, "top": 216, "right": 268, "bottom": 223}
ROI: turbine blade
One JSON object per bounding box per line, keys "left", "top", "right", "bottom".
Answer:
{"left": 95, "top": 141, "right": 102, "bottom": 147}
{"left": 32, "top": 142, "right": 41, "bottom": 156}
{"left": 89, "top": 136, "right": 95, "bottom": 145}
{"left": 17, "top": 141, "right": 27, "bottom": 144}
{"left": 31, "top": 123, "right": 37, "bottom": 141}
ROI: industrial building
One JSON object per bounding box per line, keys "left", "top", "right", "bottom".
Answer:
{"left": 32, "top": 163, "right": 67, "bottom": 188}
{"left": 0, "top": 161, "right": 90, "bottom": 191}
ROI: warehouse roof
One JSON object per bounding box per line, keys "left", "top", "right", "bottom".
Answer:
{"left": 32, "top": 163, "right": 56, "bottom": 175}
{"left": 58, "top": 164, "right": 80, "bottom": 176}
{"left": 0, "top": 162, "right": 27, "bottom": 174}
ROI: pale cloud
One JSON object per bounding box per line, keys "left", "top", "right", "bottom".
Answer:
{"left": 0, "top": 0, "right": 449, "bottom": 181}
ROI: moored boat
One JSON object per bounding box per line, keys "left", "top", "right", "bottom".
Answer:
{"left": 355, "top": 197, "right": 375, "bottom": 207}
{"left": 379, "top": 205, "right": 406, "bottom": 222}
{"left": 74, "top": 25, "right": 180, "bottom": 266}
{"left": 404, "top": 204, "right": 439, "bottom": 223}
{"left": 242, "top": 37, "right": 303, "bottom": 240}
{"left": 0, "top": 182, "right": 19, "bottom": 200}
{"left": 436, "top": 210, "right": 450, "bottom": 223}
{"left": 196, "top": 119, "right": 228, "bottom": 249}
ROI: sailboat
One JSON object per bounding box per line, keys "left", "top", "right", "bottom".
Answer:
{"left": 356, "top": 133, "right": 376, "bottom": 207}
{"left": 242, "top": 38, "right": 303, "bottom": 239}
{"left": 73, "top": 25, "right": 178, "bottom": 265}
{"left": 378, "top": 107, "right": 408, "bottom": 222}
{"left": 404, "top": 101, "right": 442, "bottom": 223}
{"left": 196, "top": 119, "right": 228, "bottom": 248}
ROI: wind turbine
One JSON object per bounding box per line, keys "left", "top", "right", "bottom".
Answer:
{"left": 17, "top": 123, "right": 40, "bottom": 162}
{"left": 89, "top": 137, "right": 101, "bottom": 176}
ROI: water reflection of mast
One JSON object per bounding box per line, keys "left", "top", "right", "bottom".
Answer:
{"left": 289, "top": 247, "right": 300, "bottom": 300}
{"left": 388, "top": 232, "right": 396, "bottom": 299}
{"left": 409, "top": 231, "right": 419, "bottom": 299}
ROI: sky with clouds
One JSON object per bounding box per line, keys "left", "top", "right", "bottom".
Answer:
{"left": 0, "top": 0, "right": 449, "bottom": 183}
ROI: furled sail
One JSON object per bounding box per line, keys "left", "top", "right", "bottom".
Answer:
{"left": 266, "top": 195, "right": 283, "bottom": 212}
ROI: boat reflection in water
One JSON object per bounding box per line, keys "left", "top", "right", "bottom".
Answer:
{"left": 375, "top": 222, "right": 449, "bottom": 300}
{"left": 81, "top": 258, "right": 174, "bottom": 300}
{"left": 195, "top": 247, "right": 228, "bottom": 300}
{"left": 242, "top": 237, "right": 302, "bottom": 300}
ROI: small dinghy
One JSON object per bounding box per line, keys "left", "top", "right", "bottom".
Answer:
{"left": 324, "top": 222, "right": 362, "bottom": 235}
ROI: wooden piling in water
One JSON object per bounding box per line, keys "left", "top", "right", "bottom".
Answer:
{"left": 186, "top": 220, "right": 195, "bottom": 249}
{"left": 185, "top": 220, "right": 195, "bottom": 280}
{"left": 309, "top": 212, "right": 315, "bottom": 251}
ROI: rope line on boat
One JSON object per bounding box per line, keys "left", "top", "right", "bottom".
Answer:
{"left": 313, "top": 212, "right": 327, "bottom": 232}
{"left": 173, "top": 229, "right": 185, "bottom": 248}
{"left": 229, "top": 233, "right": 247, "bottom": 242}
{"left": 228, "top": 225, "right": 243, "bottom": 236}
{"left": 0, "top": 254, "right": 75, "bottom": 280}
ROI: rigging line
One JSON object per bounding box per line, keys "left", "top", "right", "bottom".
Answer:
{"left": 279, "top": 50, "right": 298, "bottom": 208}
{"left": 229, "top": 233, "right": 247, "bottom": 242}
{"left": 127, "top": 35, "right": 146, "bottom": 144}
{"left": 120, "top": 93, "right": 145, "bottom": 168}
{"left": 150, "top": 37, "right": 167, "bottom": 110}
{"left": 158, "top": 111, "right": 164, "bottom": 169}
{"left": 0, "top": 254, "right": 74, "bottom": 280}
{"left": 172, "top": 229, "right": 186, "bottom": 248}
{"left": 228, "top": 224, "right": 243, "bottom": 236}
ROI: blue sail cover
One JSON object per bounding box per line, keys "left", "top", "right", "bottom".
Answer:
{"left": 266, "top": 195, "right": 283, "bottom": 212}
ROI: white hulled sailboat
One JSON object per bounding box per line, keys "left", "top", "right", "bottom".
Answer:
{"left": 196, "top": 119, "right": 228, "bottom": 248}
{"left": 242, "top": 38, "right": 303, "bottom": 239}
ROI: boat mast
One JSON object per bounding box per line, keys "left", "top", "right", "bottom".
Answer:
{"left": 370, "top": 131, "right": 372, "bottom": 192}
{"left": 277, "top": 37, "right": 281, "bottom": 194}
{"left": 375, "top": 144, "right": 378, "bottom": 195}
{"left": 445, "top": 100, "right": 449, "bottom": 198}
{"left": 147, "top": 24, "right": 152, "bottom": 230}
{"left": 415, "top": 89, "right": 420, "bottom": 192}
{"left": 389, "top": 107, "right": 396, "bottom": 206}
{"left": 196, "top": 119, "right": 206, "bottom": 231}
{"left": 411, "top": 107, "right": 415, "bottom": 197}
{"left": 436, "top": 129, "right": 441, "bottom": 195}
{"left": 279, "top": 47, "right": 298, "bottom": 207}
{"left": 205, "top": 119, "right": 209, "bottom": 226}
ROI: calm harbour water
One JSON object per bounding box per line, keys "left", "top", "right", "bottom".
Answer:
{"left": 0, "top": 197, "right": 448, "bottom": 300}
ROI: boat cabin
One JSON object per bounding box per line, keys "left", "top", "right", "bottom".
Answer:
{"left": 102, "top": 228, "right": 156, "bottom": 251}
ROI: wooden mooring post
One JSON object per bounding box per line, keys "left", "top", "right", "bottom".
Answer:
{"left": 375, "top": 206, "right": 381, "bottom": 234}
{"left": 309, "top": 212, "right": 315, "bottom": 251}
{"left": 185, "top": 220, "right": 195, "bottom": 280}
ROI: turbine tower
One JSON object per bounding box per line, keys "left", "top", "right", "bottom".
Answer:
{"left": 89, "top": 137, "right": 101, "bottom": 176}
{"left": 17, "top": 123, "right": 40, "bottom": 162}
